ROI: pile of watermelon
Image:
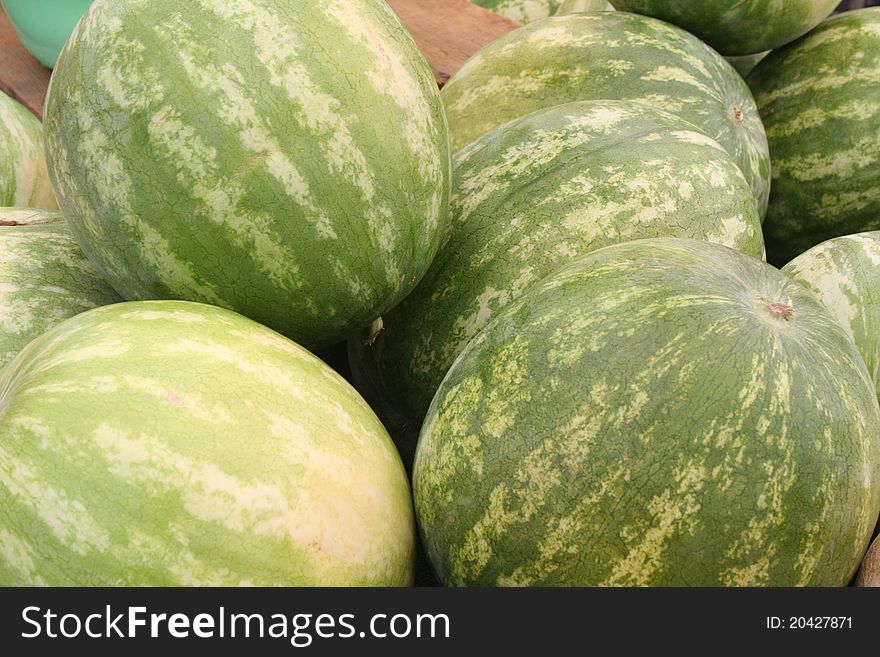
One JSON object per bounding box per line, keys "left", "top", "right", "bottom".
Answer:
{"left": 1, "top": 0, "right": 879, "bottom": 587}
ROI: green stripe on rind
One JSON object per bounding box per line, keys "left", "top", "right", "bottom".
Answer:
{"left": 556, "top": 0, "right": 614, "bottom": 13}
{"left": 441, "top": 13, "right": 770, "bottom": 218}
{"left": 472, "top": 0, "right": 614, "bottom": 24}
{"left": 726, "top": 52, "right": 768, "bottom": 78}
{"left": 748, "top": 9, "right": 880, "bottom": 266}
{"left": 472, "top": 0, "right": 559, "bottom": 23}
{"left": 783, "top": 232, "right": 880, "bottom": 397}
{"left": 43, "top": 0, "right": 451, "bottom": 351}
{"left": 349, "top": 101, "right": 765, "bottom": 465}
{"left": 609, "top": 1, "right": 838, "bottom": 56}
{"left": 0, "top": 300, "right": 415, "bottom": 586}
{"left": 414, "top": 237, "right": 880, "bottom": 586}
{"left": 0, "top": 208, "right": 121, "bottom": 369}
{"left": 0, "top": 94, "right": 56, "bottom": 210}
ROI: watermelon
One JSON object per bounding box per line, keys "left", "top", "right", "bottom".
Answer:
{"left": 475, "top": 0, "right": 613, "bottom": 24}
{"left": 783, "top": 232, "right": 880, "bottom": 396}
{"left": 609, "top": 1, "right": 839, "bottom": 56}
{"left": 0, "top": 208, "right": 121, "bottom": 368}
{"left": 441, "top": 13, "right": 771, "bottom": 217}
{"left": 556, "top": 0, "right": 614, "bottom": 13}
{"left": 43, "top": 0, "right": 451, "bottom": 351}
{"left": 726, "top": 52, "right": 768, "bottom": 78}
{"left": 856, "top": 535, "right": 880, "bottom": 586}
{"left": 350, "top": 100, "right": 765, "bottom": 466}
{"left": 0, "top": 300, "right": 414, "bottom": 586}
{"left": 414, "top": 237, "right": 880, "bottom": 586}
{"left": 471, "top": 1, "right": 560, "bottom": 23}
{"left": 748, "top": 9, "right": 880, "bottom": 266}
{"left": 0, "top": 92, "right": 56, "bottom": 209}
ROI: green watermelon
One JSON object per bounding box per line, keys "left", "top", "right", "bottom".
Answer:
{"left": 783, "top": 232, "right": 880, "bottom": 396}
{"left": 471, "top": 1, "right": 560, "bottom": 23}
{"left": 43, "top": 0, "right": 451, "bottom": 351}
{"left": 556, "top": 0, "right": 614, "bottom": 13}
{"left": 415, "top": 238, "right": 880, "bottom": 586}
{"left": 0, "top": 93, "right": 56, "bottom": 209}
{"left": 350, "top": 101, "right": 765, "bottom": 466}
{"left": 441, "top": 13, "right": 771, "bottom": 217}
{"left": 748, "top": 9, "right": 880, "bottom": 266}
{"left": 0, "top": 300, "right": 414, "bottom": 586}
{"left": 474, "top": 0, "right": 613, "bottom": 24}
{"left": 726, "top": 52, "right": 768, "bottom": 78}
{"left": 0, "top": 208, "right": 121, "bottom": 368}
{"left": 609, "top": 1, "right": 839, "bottom": 56}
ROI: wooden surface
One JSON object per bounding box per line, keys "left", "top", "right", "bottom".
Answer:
{"left": 387, "top": 0, "right": 518, "bottom": 86}
{"left": 0, "top": 6, "right": 51, "bottom": 119}
{"left": 0, "top": 0, "right": 518, "bottom": 120}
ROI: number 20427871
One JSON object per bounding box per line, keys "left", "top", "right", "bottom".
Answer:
{"left": 766, "top": 617, "right": 852, "bottom": 629}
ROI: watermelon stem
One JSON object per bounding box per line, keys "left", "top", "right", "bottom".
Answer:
{"left": 362, "top": 317, "right": 385, "bottom": 346}
{"left": 731, "top": 103, "right": 745, "bottom": 124}
{"left": 766, "top": 300, "right": 794, "bottom": 321}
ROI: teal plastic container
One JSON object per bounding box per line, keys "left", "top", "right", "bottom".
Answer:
{"left": 2, "top": 0, "right": 93, "bottom": 68}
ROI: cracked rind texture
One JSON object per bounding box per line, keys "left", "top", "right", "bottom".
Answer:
{"left": 414, "top": 237, "right": 880, "bottom": 586}
{"left": 748, "top": 9, "right": 880, "bottom": 266}
{"left": 349, "top": 101, "right": 765, "bottom": 467}
{"left": 43, "top": 0, "right": 451, "bottom": 351}
{"left": 0, "top": 300, "right": 415, "bottom": 586}
{"left": 609, "top": 0, "right": 838, "bottom": 56}
{"left": 0, "top": 94, "right": 56, "bottom": 210}
{"left": 441, "top": 12, "right": 770, "bottom": 218}
{"left": 0, "top": 208, "right": 121, "bottom": 369}
{"left": 783, "top": 232, "right": 880, "bottom": 398}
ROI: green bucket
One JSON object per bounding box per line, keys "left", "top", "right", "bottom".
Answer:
{"left": 2, "top": 0, "right": 93, "bottom": 68}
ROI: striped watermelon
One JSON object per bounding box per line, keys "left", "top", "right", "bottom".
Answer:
{"left": 748, "top": 9, "right": 880, "bottom": 266}
{"left": 414, "top": 238, "right": 880, "bottom": 586}
{"left": 43, "top": 0, "right": 451, "bottom": 351}
{"left": 609, "top": 1, "right": 839, "bottom": 56}
{"left": 350, "top": 101, "right": 765, "bottom": 466}
{"left": 441, "top": 13, "right": 771, "bottom": 217}
{"left": 0, "top": 300, "right": 414, "bottom": 586}
{"left": 0, "top": 208, "right": 120, "bottom": 368}
{"left": 556, "top": 0, "right": 614, "bottom": 13}
{"left": 783, "top": 233, "right": 880, "bottom": 396}
{"left": 471, "top": 1, "right": 561, "bottom": 23}
{"left": 473, "top": 0, "right": 612, "bottom": 21}
{"left": 726, "top": 52, "right": 768, "bottom": 77}
{"left": 0, "top": 93, "right": 56, "bottom": 209}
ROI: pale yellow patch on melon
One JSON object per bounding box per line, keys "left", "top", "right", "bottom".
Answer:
{"left": 0, "top": 444, "right": 111, "bottom": 555}
{"left": 497, "top": 461, "right": 629, "bottom": 586}
{"left": 0, "top": 529, "right": 48, "bottom": 586}
{"left": 147, "top": 102, "right": 304, "bottom": 283}
{"left": 160, "top": 338, "right": 307, "bottom": 401}
{"left": 122, "top": 527, "right": 250, "bottom": 586}
{"left": 788, "top": 243, "right": 860, "bottom": 333}
{"left": 640, "top": 66, "right": 713, "bottom": 97}
{"left": 603, "top": 462, "right": 707, "bottom": 586}
{"left": 198, "top": 0, "right": 376, "bottom": 201}
{"left": 452, "top": 404, "right": 600, "bottom": 583}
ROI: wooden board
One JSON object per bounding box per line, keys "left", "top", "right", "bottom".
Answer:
{"left": 0, "top": 6, "right": 51, "bottom": 119}
{"left": 0, "top": 0, "right": 518, "bottom": 120}
{"left": 387, "top": 0, "right": 518, "bottom": 86}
